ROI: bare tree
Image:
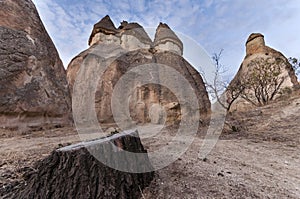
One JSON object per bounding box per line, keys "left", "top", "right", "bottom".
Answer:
{"left": 225, "top": 80, "right": 245, "bottom": 110}
{"left": 241, "top": 57, "right": 285, "bottom": 106}
{"left": 204, "top": 50, "right": 244, "bottom": 111}
{"left": 204, "top": 51, "right": 287, "bottom": 110}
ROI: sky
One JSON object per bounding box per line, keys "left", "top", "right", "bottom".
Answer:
{"left": 32, "top": 0, "right": 300, "bottom": 79}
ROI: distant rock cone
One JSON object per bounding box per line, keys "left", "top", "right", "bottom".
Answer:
{"left": 235, "top": 33, "right": 298, "bottom": 87}
{"left": 0, "top": 0, "right": 72, "bottom": 131}
{"left": 88, "top": 15, "right": 119, "bottom": 45}
{"left": 228, "top": 33, "right": 299, "bottom": 108}
{"left": 67, "top": 15, "right": 210, "bottom": 128}
{"left": 154, "top": 22, "right": 183, "bottom": 55}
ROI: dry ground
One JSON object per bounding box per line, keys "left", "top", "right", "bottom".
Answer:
{"left": 0, "top": 93, "right": 299, "bottom": 198}
{"left": 142, "top": 93, "right": 300, "bottom": 198}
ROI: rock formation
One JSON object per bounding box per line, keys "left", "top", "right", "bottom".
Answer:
{"left": 88, "top": 15, "right": 152, "bottom": 50}
{"left": 0, "top": 0, "right": 72, "bottom": 131}
{"left": 228, "top": 33, "right": 299, "bottom": 108}
{"left": 13, "top": 130, "right": 154, "bottom": 199}
{"left": 154, "top": 22, "right": 183, "bottom": 55}
{"left": 244, "top": 33, "right": 298, "bottom": 87}
{"left": 67, "top": 15, "right": 210, "bottom": 127}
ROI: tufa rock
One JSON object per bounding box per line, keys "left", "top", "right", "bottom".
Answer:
{"left": 88, "top": 16, "right": 183, "bottom": 55}
{"left": 91, "top": 50, "right": 210, "bottom": 125}
{"left": 241, "top": 33, "right": 298, "bottom": 88}
{"left": 246, "top": 33, "right": 266, "bottom": 56}
{"left": 119, "top": 21, "right": 153, "bottom": 49}
{"left": 67, "top": 15, "right": 210, "bottom": 128}
{"left": 0, "top": 0, "right": 72, "bottom": 131}
{"left": 88, "top": 15, "right": 118, "bottom": 46}
{"left": 88, "top": 16, "right": 152, "bottom": 51}
{"left": 154, "top": 22, "right": 183, "bottom": 56}
{"left": 228, "top": 33, "right": 299, "bottom": 109}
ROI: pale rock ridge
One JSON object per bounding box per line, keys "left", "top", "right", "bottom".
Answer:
{"left": 88, "top": 16, "right": 183, "bottom": 55}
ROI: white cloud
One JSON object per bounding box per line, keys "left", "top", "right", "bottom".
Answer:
{"left": 32, "top": 0, "right": 300, "bottom": 81}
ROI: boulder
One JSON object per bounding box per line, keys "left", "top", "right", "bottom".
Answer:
{"left": 0, "top": 0, "right": 72, "bottom": 131}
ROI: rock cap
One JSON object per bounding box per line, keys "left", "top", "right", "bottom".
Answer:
{"left": 246, "top": 32, "right": 266, "bottom": 56}
{"left": 154, "top": 22, "right": 183, "bottom": 54}
{"left": 118, "top": 21, "right": 152, "bottom": 45}
{"left": 246, "top": 33, "right": 264, "bottom": 45}
{"left": 88, "top": 15, "right": 118, "bottom": 45}
{"left": 88, "top": 16, "right": 183, "bottom": 55}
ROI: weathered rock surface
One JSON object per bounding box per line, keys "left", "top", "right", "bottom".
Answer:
{"left": 233, "top": 33, "right": 298, "bottom": 88}
{"left": 228, "top": 33, "right": 299, "bottom": 109}
{"left": 0, "top": 0, "right": 72, "bottom": 131}
{"left": 88, "top": 15, "right": 152, "bottom": 50}
{"left": 67, "top": 15, "right": 210, "bottom": 127}
{"left": 14, "top": 130, "right": 154, "bottom": 199}
{"left": 154, "top": 22, "right": 183, "bottom": 56}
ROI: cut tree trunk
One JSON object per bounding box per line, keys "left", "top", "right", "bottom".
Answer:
{"left": 14, "top": 130, "right": 154, "bottom": 199}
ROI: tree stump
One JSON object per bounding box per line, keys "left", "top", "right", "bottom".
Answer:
{"left": 15, "top": 130, "right": 154, "bottom": 199}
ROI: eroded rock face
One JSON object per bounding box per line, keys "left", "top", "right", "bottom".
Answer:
{"left": 0, "top": 0, "right": 72, "bottom": 131}
{"left": 67, "top": 16, "right": 210, "bottom": 127}
{"left": 245, "top": 33, "right": 266, "bottom": 56}
{"left": 88, "top": 15, "right": 152, "bottom": 50}
{"left": 235, "top": 33, "right": 298, "bottom": 88}
{"left": 228, "top": 33, "right": 299, "bottom": 109}
{"left": 154, "top": 23, "right": 183, "bottom": 56}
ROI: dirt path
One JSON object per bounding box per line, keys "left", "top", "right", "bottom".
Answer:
{"left": 0, "top": 95, "right": 300, "bottom": 198}
{"left": 142, "top": 138, "right": 300, "bottom": 198}
{"left": 142, "top": 94, "right": 300, "bottom": 198}
{"left": 0, "top": 128, "right": 80, "bottom": 196}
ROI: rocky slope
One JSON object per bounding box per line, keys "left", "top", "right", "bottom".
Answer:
{"left": 67, "top": 15, "right": 210, "bottom": 127}
{"left": 0, "top": 0, "right": 72, "bottom": 131}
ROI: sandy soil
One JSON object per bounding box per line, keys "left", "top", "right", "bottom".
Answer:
{"left": 0, "top": 94, "right": 299, "bottom": 198}
{"left": 0, "top": 128, "right": 80, "bottom": 197}
{"left": 142, "top": 137, "right": 299, "bottom": 198}
{"left": 142, "top": 94, "right": 300, "bottom": 198}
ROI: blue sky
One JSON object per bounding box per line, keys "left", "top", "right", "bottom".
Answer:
{"left": 32, "top": 0, "right": 300, "bottom": 79}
